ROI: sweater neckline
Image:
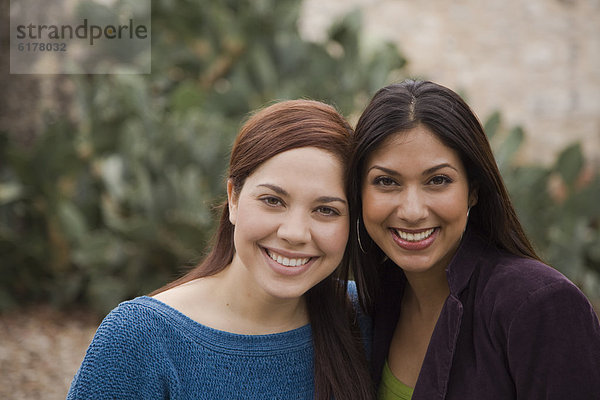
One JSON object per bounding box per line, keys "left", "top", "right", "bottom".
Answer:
{"left": 126, "top": 296, "right": 313, "bottom": 353}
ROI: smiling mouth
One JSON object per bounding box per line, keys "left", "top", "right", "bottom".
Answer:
{"left": 265, "top": 249, "right": 312, "bottom": 267}
{"left": 393, "top": 228, "right": 436, "bottom": 242}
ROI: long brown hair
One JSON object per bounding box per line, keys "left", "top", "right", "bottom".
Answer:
{"left": 153, "top": 99, "right": 374, "bottom": 399}
{"left": 349, "top": 80, "right": 541, "bottom": 312}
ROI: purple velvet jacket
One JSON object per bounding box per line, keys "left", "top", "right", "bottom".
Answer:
{"left": 370, "top": 228, "right": 600, "bottom": 399}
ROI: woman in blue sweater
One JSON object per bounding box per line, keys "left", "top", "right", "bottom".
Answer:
{"left": 348, "top": 80, "right": 600, "bottom": 399}
{"left": 68, "top": 100, "right": 374, "bottom": 399}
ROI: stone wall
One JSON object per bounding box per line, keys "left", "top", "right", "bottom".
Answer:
{"left": 300, "top": 0, "right": 600, "bottom": 164}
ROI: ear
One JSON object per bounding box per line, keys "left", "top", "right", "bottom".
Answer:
{"left": 227, "top": 179, "right": 238, "bottom": 226}
{"left": 468, "top": 184, "right": 479, "bottom": 208}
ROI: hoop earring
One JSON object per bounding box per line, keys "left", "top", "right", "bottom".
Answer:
{"left": 357, "top": 218, "right": 367, "bottom": 254}
{"left": 460, "top": 207, "right": 472, "bottom": 242}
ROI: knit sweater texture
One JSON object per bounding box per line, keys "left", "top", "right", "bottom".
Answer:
{"left": 67, "top": 296, "right": 315, "bottom": 399}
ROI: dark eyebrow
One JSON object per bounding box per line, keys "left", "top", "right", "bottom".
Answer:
{"left": 316, "top": 196, "right": 347, "bottom": 205}
{"left": 423, "top": 163, "right": 459, "bottom": 175}
{"left": 368, "top": 163, "right": 458, "bottom": 176}
{"left": 258, "top": 183, "right": 287, "bottom": 195}
{"left": 367, "top": 165, "right": 399, "bottom": 176}
{"left": 258, "top": 184, "right": 346, "bottom": 204}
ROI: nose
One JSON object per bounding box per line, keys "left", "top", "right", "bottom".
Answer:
{"left": 397, "top": 187, "right": 428, "bottom": 223}
{"left": 277, "top": 209, "right": 312, "bottom": 244}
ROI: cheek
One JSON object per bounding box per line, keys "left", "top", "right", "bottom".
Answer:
{"left": 233, "top": 206, "right": 274, "bottom": 242}
{"left": 316, "top": 220, "right": 349, "bottom": 260}
{"left": 434, "top": 192, "right": 470, "bottom": 222}
{"left": 361, "top": 189, "right": 390, "bottom": 225}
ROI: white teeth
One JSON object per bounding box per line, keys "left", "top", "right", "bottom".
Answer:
{"left": 395, "top": 228, "right": 435, "bottom": 242}
{"left": 267, "top": 250, "right": 310, "bottom": 267}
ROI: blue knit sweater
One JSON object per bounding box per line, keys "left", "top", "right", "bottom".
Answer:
{"left": 67, "top": 296, "right": 315, "bottom": 399}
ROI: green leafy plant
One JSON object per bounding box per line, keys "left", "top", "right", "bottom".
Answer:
{"left": 484, "top": 112, "right": 600, "bottom": 301}
{"left": 0, "top": 0, "right": 406, "bottom": 315}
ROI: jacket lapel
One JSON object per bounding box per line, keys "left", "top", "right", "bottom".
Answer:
{"left": 413, "top": 295, "right": 463, "bottom": 399}
{"left": 371, "top": 263, "right": 405, "bottom": 384}
{"left": 370, "top": 228, "right": 488, "bottom": 397}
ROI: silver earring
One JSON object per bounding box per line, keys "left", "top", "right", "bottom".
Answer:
{"left": 467, "top": 207, "right": 471, "bottom": 218}
{"left": 357, "top": 219, "right": 367, "bottom": 254}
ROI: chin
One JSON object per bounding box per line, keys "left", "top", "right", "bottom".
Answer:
{"left": 264, "top": 285, "right": 309, "bottom": 301}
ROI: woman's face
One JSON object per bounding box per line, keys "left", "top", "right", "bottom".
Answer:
{"left": 228, "top": 147, "right": 349, "bottom": 301}
{"left": 361, "top": 125, "right": 477, "bottom": 277}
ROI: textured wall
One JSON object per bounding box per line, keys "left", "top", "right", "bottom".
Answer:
{"left": 300, "top": 0, "right": 600, "bottom": 164}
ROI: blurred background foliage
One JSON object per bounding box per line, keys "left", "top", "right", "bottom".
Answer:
{"left": 0, "top": 0, "right": 598, "bottom": 315}
{"left": 0, "top": 0, "right": 406, "bottom": 314}
{"left": 485, "top": 113, "right": 600, "bottom": 300}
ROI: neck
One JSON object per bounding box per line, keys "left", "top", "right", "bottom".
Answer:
{"left": 402, "top": 268, "right": 450, "bottom": 317}
{"left": 210, "top": 258, "right": 309, "bottom": 334}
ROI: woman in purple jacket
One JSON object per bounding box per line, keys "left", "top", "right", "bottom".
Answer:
{"left": 349, "top": 79, "right": 600, "bottom": 399}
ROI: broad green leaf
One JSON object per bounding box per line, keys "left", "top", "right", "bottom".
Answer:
{"left": 494, "top": 126, "right": 524, "bottom": 170}
{"left": 555, "top": 143, "right": 584, "bottom": 187}
{"left": 0, "top": 183, "right": 24, "bottom": 205}
{"left": 484, "top": 111, "right": 501, "bottom": 140}
{"left": 57, "top": 201, "right": 88, "bottom": 244}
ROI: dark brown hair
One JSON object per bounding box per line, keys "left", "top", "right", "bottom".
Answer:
{"left": 153, "top": 99, "right": 374, "bottom": 399}
{"left": 349, "top": 80, "right": 541, "bottom": 312}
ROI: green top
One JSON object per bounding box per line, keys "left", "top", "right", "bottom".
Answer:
{"left": 378, "top": 360, "right": 414, "bottom": 400}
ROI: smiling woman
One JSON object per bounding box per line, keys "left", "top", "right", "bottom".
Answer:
{"left": 361, "top": 125, "right": 477, "bottom": 276}
{"left": 66, "top": 100, "right": 374, "bottom": 400}
{"left": 349, "top": 80, "right": 600, "bottom": 400}
{"left": 226, "top": 146, "right": 349, "bottom": 311}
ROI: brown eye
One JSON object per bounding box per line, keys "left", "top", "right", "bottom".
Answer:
{"left": 429, "top": 175, "right": 452, "bottom": 185}
{"left": 374, "top": 176, "right": 396, "bottom": 186}
{"left": 261, "top": 196, "right": 283, "bottom": 206}
{"left": 315, "top": 206, "right": 340, "bottom": 217}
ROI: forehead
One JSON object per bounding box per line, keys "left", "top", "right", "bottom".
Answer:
{"left": 365, "top": 126, "right": 464, "bottom": 171}
{"left": 244, "top": 147, "right": 346, "bottom": 192}
{"left": 255, "top": 146, "right": 343, "bottom": 171}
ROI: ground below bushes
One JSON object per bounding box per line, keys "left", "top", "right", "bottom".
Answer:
{"left": 2, "top": 301, "right": 599, "bottom": 400}
{"left": 0, "top": 306, "right": 98, "bottom": 400}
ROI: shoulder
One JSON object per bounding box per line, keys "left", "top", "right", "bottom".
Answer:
{"left": 486, "top": 258, "right": 600, "bottom": 395}
{"left": 81, "top": 295, "right": 208, "bottom": 362}
{"left": 347, "top": 281, "right": 368, "bottom": 320}
{"left": 99, "top": 296, "right": 176, "bottom": 334}
{"left": 472, "top": 251, "right": 599, "bottom": 335}
{"left": 347, "top": 280, "right": 358, "bottom": 302}
{"left": 347, "top": 281, "right": 369, "bottom": 322}
{"left": 67, "top": 297, "right": 182, "bottom": 399}
{"left": 476, "top": 250, "right": 576, "bottom": 307}
{"left": 78, "top": 297, "right": 180, "bottom": 360}
{"left": 347, "top": 281, "right": 373, "bottom": 352}
{"left": 456, "top": 229, "right": 569, "bottom": 299}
